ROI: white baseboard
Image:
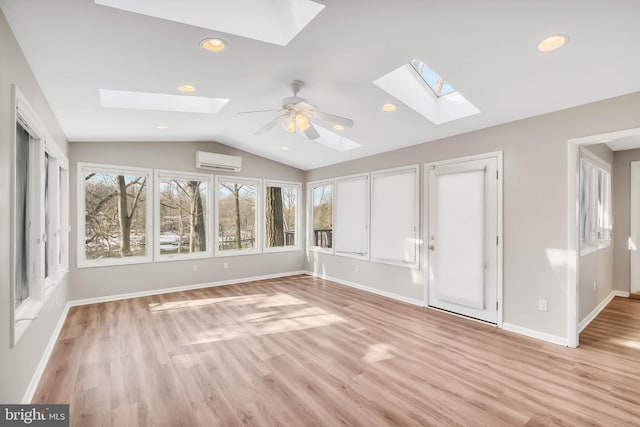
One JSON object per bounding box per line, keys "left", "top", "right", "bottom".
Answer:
{"left": 502, "top": 322, "right": 568, "bottom": 347}
{"left": 578, "top": 290, "right": 630, "bottom": 333}
{"left": 304, "top": 270, "right": 424, "bottom": 307}
{"left": 22, "top": 303, "right": 71, "bottom": 404}
{"left": 69, "top": 271, "right": 308, "bottom": 307}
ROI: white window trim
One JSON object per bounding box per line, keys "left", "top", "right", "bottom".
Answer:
{"left": 333, "top": 172, "right": 370, "bottom": 260}
{"left": 77, "top": 162, "right": 154, "bottom": 268}
{"left": 215, "top": 175, "right": 262, "bottom": 257}
{"left": 11, "top": 85, "right": 68, "bottom": 346}
{"left": 579, "top": 150, "right": 612, "bottom": 256}
{"left": 370, "top": 164, "right": 420, "bottom": 269}
{"left": 307, "top": 179, "right": 335, "bottom": 254}
{"left": 263, "top": 179, "right": 302, "bottom": 253}
{"left": 154, "top": 169, "right": 214, "bottom": 262}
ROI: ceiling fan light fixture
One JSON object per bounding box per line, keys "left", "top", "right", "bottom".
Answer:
{"left": 200, "top": 38, "right": 227, "bottom": 52}
{"left": 295, "top": 113, "right": 310, "bottom": 131}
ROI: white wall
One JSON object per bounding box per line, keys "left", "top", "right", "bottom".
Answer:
{"left": 612, "top": 148, "right": 640, "bottom": 294}
{"left": 305, "top": 92, "right": 640, "bottom": 341}
{"left": 578, "top": 144, "right": 614, "bottom": 323}
{"left": 0, "top": 10, "right": 70, "bottom": 403}
{"left": 69, "top": 140, "right": 306, "bottom": 301}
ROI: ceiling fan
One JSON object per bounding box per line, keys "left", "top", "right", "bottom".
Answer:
{"left": 238, "top": 80, "right": 354, "bottom": 140}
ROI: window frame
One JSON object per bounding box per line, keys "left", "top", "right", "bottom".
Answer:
{"left": 262, "top": 179, "right": 302, "bottom": 253}
{"left": 215, "top": 175, "right": 262, "bottom": 257}
{"left": 307, "top": 179, "right": 335, "bottom": 254}
{"left": 11, "top": 85, "right": 69, "bottom": 346}
{"left": 77, "top": 162, "right": 154, "bottom": 268}
{"left": 333, "top": 172, "right": 370, "bottom": 260}
{"left": 579, "top": 149, "right": 612, "bottom": 256}
{"left": 154, "top": 169, "right": 214, "bottom": 262}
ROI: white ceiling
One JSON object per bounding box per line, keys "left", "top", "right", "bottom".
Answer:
{"left": 3, "top": 0, "right": 640, "bottom": 170}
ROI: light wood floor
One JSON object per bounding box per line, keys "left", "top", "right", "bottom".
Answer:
{"left": 34, "top": 276, "right": 640, "bottom": 426}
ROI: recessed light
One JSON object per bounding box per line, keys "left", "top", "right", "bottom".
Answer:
{"left": 280, "top": 146, "right": 290, "bottom": 151}
{"left": 537, "top": 34, "right": 568, "bottom": 53}
{"left": 201, "top": 38, "right": 227, "bottom": 52}
{"left": 177, "top": 85, "right": 196, "bottom": 93}
{"left": 333, "top": 124, "right": 345, "bottom": 131}
{"left": 382, "top": 103, "right": 397, "bottom": 112}
{"left": 156, "top": 125, "right": 169, "bottom": 129}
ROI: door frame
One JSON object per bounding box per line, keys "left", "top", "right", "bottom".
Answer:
{"left": 568, "top": 127, "right": 640, "bottom": 348}
{"left": 629, "top": 161, "right": 640, "bottom": 294}
{"left": 423, "top": 151, "right": 503, "bottom": 328}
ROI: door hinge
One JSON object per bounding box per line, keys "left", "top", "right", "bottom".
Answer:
{"left": 496, "top": 170, "right": 499, "bottom": 179}
{"left": 496, "top": 301, "right": 499, "bottom": 311}
{"left": 496, "top": 235, "right": 499, "bottom": 245}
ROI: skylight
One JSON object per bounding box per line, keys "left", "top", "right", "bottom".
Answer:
{"left": 409, "top": 59, "right": 455, "bottom": 97}
{"left": 373, "top": 62, "right": 479, "bottom": 125}
{"left": 99, "top": 89, "right": 228, "bottom": 114}
{"left": 95, "top": 0, "right": 325, "bottom": 47}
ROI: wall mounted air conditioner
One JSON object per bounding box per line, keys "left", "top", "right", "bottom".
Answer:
{"left": 195, "top": 151, "right": 241, "bottom": 172}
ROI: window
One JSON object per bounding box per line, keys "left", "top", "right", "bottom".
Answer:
{"left": 370, "top": 165, "right": 419, "bottom": 268}
{"left": 155, "top": 170, "right": 213, "bottom": 261}
{"left": 78, "top": 163, "right": 152, "bottom": 267}
{"left": 12, "top": 86, "right": 69, "bottom": 346}
{"left": 216, "top": 176, "right": 261, "bottom": 256}
{"left": 264, "top": 180, "right": 301, "bottom": 252}
{"left": 334, "top": 174, "right": 369, "bottom": 259}
{"left": 308, "top": 181, "right": 333, "bottom": 251}
{"left": 409, "top": 58, "right": 456, "bottom": 97}
{"left": 580, "top": 149, "right": 612, "bottom": 254}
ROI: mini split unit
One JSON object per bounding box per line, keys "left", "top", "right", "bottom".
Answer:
{"left": 195, "top": 151, "right": 242, "bottom": 172}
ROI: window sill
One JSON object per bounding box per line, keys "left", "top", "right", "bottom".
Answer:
{"left": 155, "top": 252, "right": 213, "bottom": 263}
{"left": 263, "top": 246, "right": 301, "bottom": 254}
{"left": 307, "top": 246, "right": 334, "bottom": 254}
{"left": 215, "top": 248, "right": 262, "bottom": 257}
{"left": 78, "top": 255, "right": 154, "bottom": 268}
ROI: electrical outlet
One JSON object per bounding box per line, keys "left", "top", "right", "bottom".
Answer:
{"left": 223, "top": 262, "right": 228, "bottom": 269}
{"left": 538, "top": 299, "right": 548, "bottom": 312}
{"left": 192, "top": 265, "right": 198, "bottom": 272}
{"left": 356, "top": 264, "right": 360, "bottom": 272}
{"left": 593, "top": 281, "right": 597, "bottom": 291}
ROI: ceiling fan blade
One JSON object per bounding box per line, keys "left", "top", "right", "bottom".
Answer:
{"left": 303, "top": 123, "right": 320, "bottom": 140}
{"left": 311, "top": 110, "right": 354, "bottom": 127}
{"left": 238, "top": 109, "right": 283, "bottom": 114}
{"left": 255, "top": 115, "right": 285, "bottom": 136}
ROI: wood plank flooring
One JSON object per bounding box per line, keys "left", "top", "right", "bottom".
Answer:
{"left": 34, "top": 276, "right": 640, "bottom": 426}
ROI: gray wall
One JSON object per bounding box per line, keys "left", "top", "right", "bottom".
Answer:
{"left": 612, "top": 148, "right": 640, "bottom": 294}
{"left": 578, "top": 144, "right": 614, "bottom": 322}
{"left": 69, "top": 141, "right": 306, "bottom": 300}
{"left": 306, "top": 92, "right": 640, "bottom": 340}
{"left": 0, "top": 10, "right": 70, "bottom": 402}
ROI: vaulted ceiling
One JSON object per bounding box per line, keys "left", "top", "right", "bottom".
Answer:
{"left": 3, "top": 0, "right": 640, "bottom": 170}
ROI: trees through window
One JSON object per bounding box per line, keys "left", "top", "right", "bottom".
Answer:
{"left": 309, "top": 182, "right": 333, "bottom": 250}
{"left": 156, "top": 171, "right": 212, "bottom": 260}
{"left": 264, "top": 182, "right": 299, "bottom": 251}
{"left": 79, "top": 164, "right": 151, "bottom": 266}
{"left": 216, "top": 177, "right": 260, "bottom": 254}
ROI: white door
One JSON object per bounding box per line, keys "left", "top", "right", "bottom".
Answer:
{"left": 427, "top": 156, "right": 499, "bottom": 323}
